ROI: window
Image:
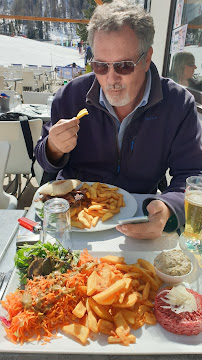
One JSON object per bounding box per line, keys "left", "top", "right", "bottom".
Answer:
{"left": 166, "top": 0, "right": 202, "bottom": 104}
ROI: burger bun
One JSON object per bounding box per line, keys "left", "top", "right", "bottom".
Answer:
{"left": 40, "top": 179, "right": 81, "bottom": 196}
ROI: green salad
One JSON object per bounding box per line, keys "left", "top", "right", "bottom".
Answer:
{"left": 14, "top": 241, "right": 80, "bottom": 285}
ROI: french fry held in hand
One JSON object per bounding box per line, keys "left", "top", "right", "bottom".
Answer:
{"left": 70, "top": 182, "right": 125, "bottom": 229}
{"left": 62, "top": 255, "right": 160, "bottom": 346}
{"left": 76, "top": 108, "right": 89, "bottom": 119}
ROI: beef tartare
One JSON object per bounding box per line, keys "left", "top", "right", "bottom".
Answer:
{"left": 155, "top": 287, "right": 202, "bottom": 336}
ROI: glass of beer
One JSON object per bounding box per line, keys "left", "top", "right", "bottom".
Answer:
{"left": 180, "top": 176, "right": 202, "bottom": 267}
{"left": 184, "top": 176, "right": 202, "bottom": 242}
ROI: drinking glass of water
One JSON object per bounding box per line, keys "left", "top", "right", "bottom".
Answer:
{"left": 47, "top": 95, "right": 54, "bottom": 116}
{"left": 12, "top": 93, "right": 22, "bottom": 111}
{"left": 43, "top": 198, "right": 72, "bottom": 249}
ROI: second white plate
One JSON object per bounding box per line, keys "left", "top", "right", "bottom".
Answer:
{"left": 33, "top": 182, "right": 138, "bottom": 232}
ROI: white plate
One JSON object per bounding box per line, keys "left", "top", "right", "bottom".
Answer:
{"left": 0, "top": 251, "right": 201, "bottom": 355}
{"left": 33, "top": 182, "right": 138, "bottom": 232}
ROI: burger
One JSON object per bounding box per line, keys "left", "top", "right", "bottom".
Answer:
{"left": 36, "top": 179, "right": 90, "bottom": 209}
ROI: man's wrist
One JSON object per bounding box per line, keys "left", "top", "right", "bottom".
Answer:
{"left": 46, "top": 137, "right": 64, "bottom": 164}
{"left": 164, "top": 202, "right": 172, "bottom": 222}
{"left": 142, "top": 197, "right": 178, "bottom": 232}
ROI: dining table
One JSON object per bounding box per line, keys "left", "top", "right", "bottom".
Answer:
{"left": 0, "top": 194, "right": 201, "bottom": 360}
{"left": 0, "top": 104, "right": 50, "bottom": 123}
{"left": 0, "top": 209, "right": 26, "bottom": 264}
{"left": 18, "top": 104, "right": 50, "bottom": 122}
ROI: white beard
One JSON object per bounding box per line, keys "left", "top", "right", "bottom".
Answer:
{"left": 104, "top": 84, "right": 130, "bottom": 107}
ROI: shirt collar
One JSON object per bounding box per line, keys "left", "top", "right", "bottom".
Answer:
{"left": 99, "top": 69, "right": 151, "bottom": 120}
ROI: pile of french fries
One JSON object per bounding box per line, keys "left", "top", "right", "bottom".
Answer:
{"left": 70, "top": 182, "right": 125, "bottom": 229}
{"left": 62, "top": 255, "right": 163, "bottom": 346}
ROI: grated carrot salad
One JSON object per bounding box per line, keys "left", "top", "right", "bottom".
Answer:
{"left": 1, "top": 249, "right": 97, "bottom": 345}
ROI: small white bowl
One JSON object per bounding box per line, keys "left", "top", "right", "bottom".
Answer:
{"left": 154, "top": 264, "right": 193, "bottom": 285}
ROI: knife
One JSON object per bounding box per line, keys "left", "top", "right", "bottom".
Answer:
{"left": 32, "top": 109, "right": 42, "bottom": 115}
{"left": 0, "top": 269, "right": 13, "bottom": 300}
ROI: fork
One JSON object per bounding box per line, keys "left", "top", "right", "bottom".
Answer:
{"left": 0, "top": 269, "right": 13, "bottom": 300}
{"left": 0, "top": 272, "right": 5, "bottom": 289}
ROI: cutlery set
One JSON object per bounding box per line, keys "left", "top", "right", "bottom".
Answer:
{"left": 0, "top": 269, "right": 13, "bottom": 300}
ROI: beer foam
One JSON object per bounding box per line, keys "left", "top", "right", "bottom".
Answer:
{"left": 187, "top": 191, "right": 202, "bottom": 207}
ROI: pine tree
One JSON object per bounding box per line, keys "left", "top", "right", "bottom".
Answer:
{"left": 76, "top": 0, "right": 111, "bottom": 42}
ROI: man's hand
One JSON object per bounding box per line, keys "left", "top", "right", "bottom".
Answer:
{"left": 46, "top": 117, "right": 80, "bottom": 162}
{"left": 116, "top": 200, "right": 172, "bottom": 240}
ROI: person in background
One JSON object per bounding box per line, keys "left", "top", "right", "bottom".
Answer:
{"left": 169, "top": 52, "right": 202, "bottom": 90}
{"left": 78, "top": 41, "right": 82, "bottom": 54}
{"left": 85, "top": 45, "right": 93, "bottom": 66}
{"left": 34, "top": 0, "right": 202, "bottom": 240}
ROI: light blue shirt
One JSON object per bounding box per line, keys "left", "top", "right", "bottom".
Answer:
{"left": 99, "top": 69, "right": 151, "bottom": 149}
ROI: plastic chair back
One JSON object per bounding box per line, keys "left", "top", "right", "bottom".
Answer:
{"left": 22, "top": 91, "right": 54, "bottom": 104}
{"left": 0, "top": 118, "right": 43, "bottom": 175}
{"left": 0, "top": 141, "right": 18, "bottom": 209}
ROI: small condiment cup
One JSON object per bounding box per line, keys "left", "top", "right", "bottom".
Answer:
{"left": 154, "top": 263, "right": 193, "bottom": 285}
{"left": 43, "top": 198, "right": 72, "bottom": 249}
{"left": 153, "top": 249, "right": 194, "bottom": 285}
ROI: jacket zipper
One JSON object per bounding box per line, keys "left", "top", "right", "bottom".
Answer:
{"left": 101, "top": 110, "right": 120, "bottom": 179}
{"left": 87, "top": 103, "right": 121, "bottom": 180}
{"left": 131, "top": 136, "right": 136, "bottom": 154}
{"left": 117, "top": 158, "right": 120, "bottom": 175}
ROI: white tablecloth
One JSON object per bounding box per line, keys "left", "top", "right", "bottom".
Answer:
{"left": 17, "top": 104, "right": 50, "bottom": 122}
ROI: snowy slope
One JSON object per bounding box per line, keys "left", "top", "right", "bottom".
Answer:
{"left": 0, "top": 35, "right": 85, "bottom": 68}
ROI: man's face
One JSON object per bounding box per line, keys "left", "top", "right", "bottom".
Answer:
{"left": 92, "top": 26, "right": 153, "bottom": 111}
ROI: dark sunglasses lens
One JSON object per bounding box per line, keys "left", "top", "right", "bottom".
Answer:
{"left": 114, "top": 61, "right": 134, "bottom": 74}
{"left": 91, "top": 62, "right": 108, "bottom": 75}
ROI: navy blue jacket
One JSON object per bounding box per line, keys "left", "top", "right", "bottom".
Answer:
{"left": 34, "top": 62, "right": 202, "bottom": 230}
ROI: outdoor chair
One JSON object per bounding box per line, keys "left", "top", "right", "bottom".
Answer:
{"left": 0, "top": 66, "right": 8, "bottom": 73}
{"left": 22, "top": 91, "right": 54, "bottom": 104}
{"left": 39, "top": 67, "right": 54, "bottom": 90}
{"left": 42, "top": 73, "right": 52, "bottom": 91}
{"left": 0, "top": 118, "right": 43, "bottom": 198}
{"left": 22, "top": 71, "right": 39, "bottom": 92}
{"left": 0, "top": 76, "right": 5, "bottom": 89}
{"left": 2, "top": 72, "right": 13, "bottom": 90}
{"left": 15, "top": 81, "right": 23, "bottom": 95}
{"left": 0, "top": 141, "right": 18, "bottom": 209}
{"left": 0, "top": 76, "right": 12, "bottom": 90}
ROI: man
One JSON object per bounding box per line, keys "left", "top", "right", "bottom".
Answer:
{"left": 35, "top": 0, "right": 202, "bottom": 240}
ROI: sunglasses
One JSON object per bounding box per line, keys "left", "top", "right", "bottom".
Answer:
{"left": 91, "top": 52, "right": 145, "bottom": 75}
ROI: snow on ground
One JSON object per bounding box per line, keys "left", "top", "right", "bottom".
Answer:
{"left": 0, "top": 35, "right": 85, "bottom": 69}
